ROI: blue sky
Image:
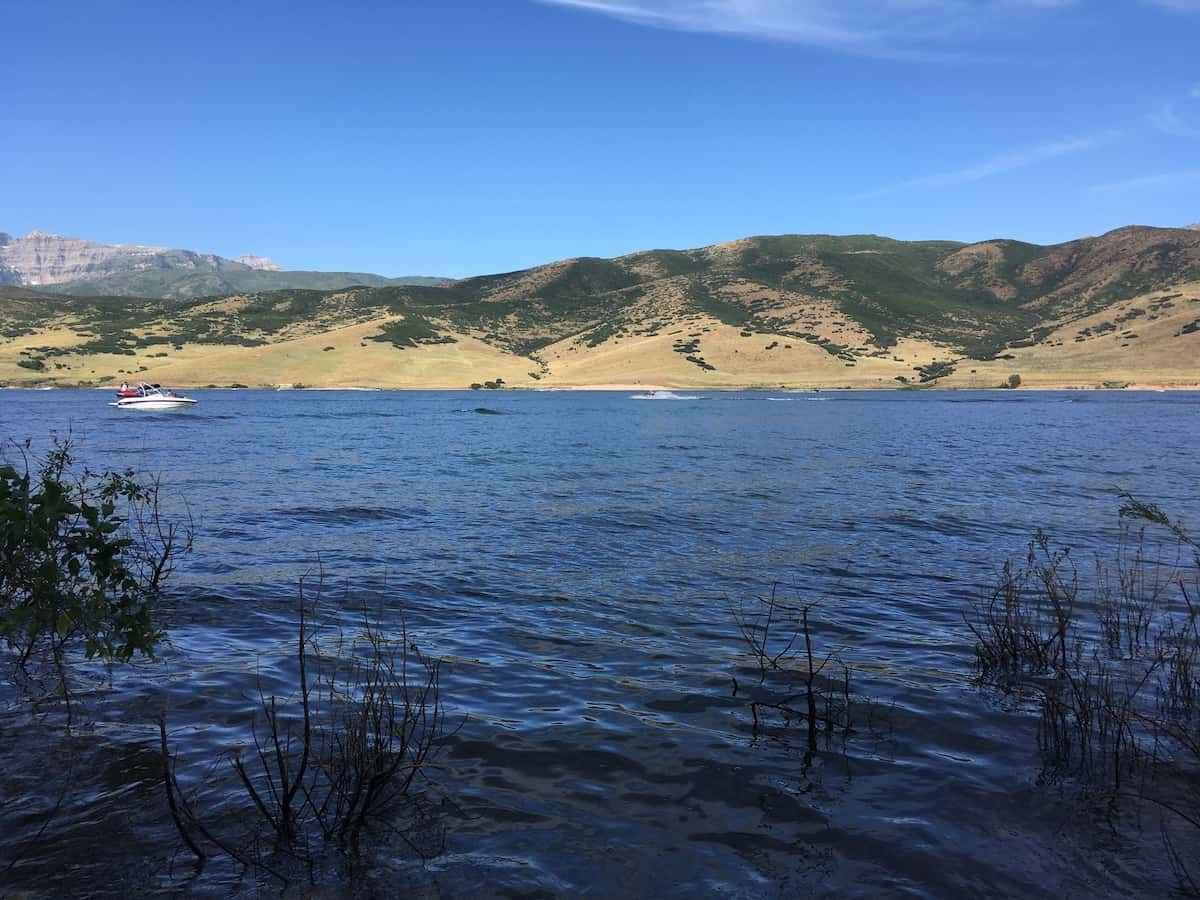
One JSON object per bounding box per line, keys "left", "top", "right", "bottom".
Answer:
{"left": 3, "top": 0, "right": 1199, "bottom": 277}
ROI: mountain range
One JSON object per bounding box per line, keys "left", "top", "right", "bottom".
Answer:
{"left": 0, "top": 231, "right": 445, "bottom": 299}
{"left": 1, "top": 225, "right": 1198, "bottom": 390}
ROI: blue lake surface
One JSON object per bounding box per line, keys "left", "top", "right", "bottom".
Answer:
{"left": 1, "top": 388, "right": 1198, "bottom": 897}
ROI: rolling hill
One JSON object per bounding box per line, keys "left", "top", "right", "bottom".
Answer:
{"left": 2, "top": 225, "right": 1198, "bottom": 390}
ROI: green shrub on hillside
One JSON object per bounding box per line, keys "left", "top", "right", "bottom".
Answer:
{"left": 585, "top": 323, "right": 615, "bottom": 346}
{"left": 370, "top": 313, "right": 456, "bottom": 348}
{"left": 916, "top": 360, "right": 957, "bottom": 382}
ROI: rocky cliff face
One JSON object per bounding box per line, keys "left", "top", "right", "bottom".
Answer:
{"left": 0, "top": 233, "right": 18, "bottom": 285}
{"left": 0, "top": 230, "right": 277, "bottom": 286}
{"left": 233, "top": 254, "right": 282, "bottom": 271}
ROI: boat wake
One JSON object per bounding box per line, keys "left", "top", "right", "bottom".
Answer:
{"left": 630, "top": 391, "right": 704, "bottom": 400}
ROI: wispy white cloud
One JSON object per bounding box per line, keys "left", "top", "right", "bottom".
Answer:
{"left": 1149, "top": 103, "right": 1200, "bottom": 138}
{"left": 1088, "top": 169, "right": 1200, "bottom": 193}
{"left": 535, "top": 0, "right": 1079, "bottom": 60}
{"left": 853, "top": 132, "right": 1117, "bottom": 199}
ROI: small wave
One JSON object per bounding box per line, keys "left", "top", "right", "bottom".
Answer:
{"left": 289, "top": 411, "right": 405, "bottom": 420}
{"left": 454, "top": 407, "right": 505, "bottom": 415}
{"left": 278, "top": 505, "right": 422, "bottom": 524}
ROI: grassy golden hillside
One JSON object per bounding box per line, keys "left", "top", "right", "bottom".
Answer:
{"left": 2, "top": 227, "right": 1199, "bottom": 390}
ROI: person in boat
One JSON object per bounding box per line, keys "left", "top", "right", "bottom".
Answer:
{"left": 121, "top": 380, "right": 129, "bottom": 391}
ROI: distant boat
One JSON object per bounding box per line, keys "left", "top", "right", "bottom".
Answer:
{"left": 110, "top": 382, "right": 197, "bottom": 410}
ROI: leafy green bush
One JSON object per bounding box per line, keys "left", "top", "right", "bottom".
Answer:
{"left": 0, "top": 439, "right": 189, "bottom": 666}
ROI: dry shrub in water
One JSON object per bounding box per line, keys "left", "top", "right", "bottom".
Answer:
{"left": 967, "top": 497, "right": 1200, "bottom": 891}
{"left": 965, "top": 532, "right": 1081, "bottom": 680}
{"left": 161, "top": 577, "right": 450, "bottom": 884}
{"left": 733, "top": 585, "right": 871, "bottom": 764}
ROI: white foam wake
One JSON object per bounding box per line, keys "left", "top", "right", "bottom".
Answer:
{"left": 629, "top": 391, "right": 703, "bottom": 400}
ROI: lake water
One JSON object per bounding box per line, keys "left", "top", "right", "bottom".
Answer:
{"left": 1, "top": 388, "right": 1198, "bottom": 897}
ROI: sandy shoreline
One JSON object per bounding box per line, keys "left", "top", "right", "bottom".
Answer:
{"left": 9, "top": 382, "right": 1200, "bottom": 393}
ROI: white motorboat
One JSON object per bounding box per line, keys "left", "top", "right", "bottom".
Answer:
{"left": 110, "top": 382, "right": 198, "bottom": 410}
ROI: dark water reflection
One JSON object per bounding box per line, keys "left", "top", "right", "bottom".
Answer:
{"left": 1, "top": 388, "right": 1198, "bottom": 897}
